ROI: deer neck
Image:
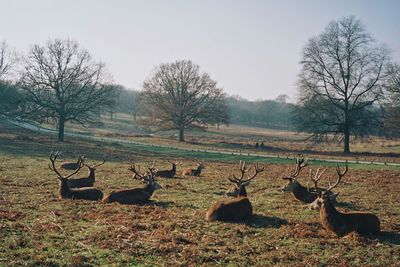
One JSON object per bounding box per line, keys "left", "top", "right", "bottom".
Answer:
{"left": 88, "top": 168, "right": 95, "bottom": 179}
{"left": 59, "top": 179, "right": 72, "bottom": 197}
{"left": 238, "top": 186, "right": 247, "bottom": 197}
{"left": 292, "top": 183, "right": 316, "bottom": 203}
{"left": 320, "top": 198, "right": 342, "bottom": 224}
{"left": 171, "top": 164, "right": 176, "bottom": 174}
{"left": 144, "top": 183, "right": 156, "bottom": 196}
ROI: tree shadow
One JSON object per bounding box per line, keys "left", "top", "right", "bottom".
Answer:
{"left": 244, "top": 214, "right": 288, "bottom": 229}
{"left": 377, "top": 231, "right": 400, "bottom": 245}
{"left": 145, "top": 200, "right": 174, "bottom": 208}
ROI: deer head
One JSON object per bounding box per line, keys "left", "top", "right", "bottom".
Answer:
{"left": 128, "top": 163, "right": 161, "bottom": 190}
{"left": 281, "top": 158, "right": 308, "bottom": 192}
{"left": 309, "top": 164, "right": 348, "bottom": 210}
{"left": 226, "top": 161, "right": 265, "bottom": 197}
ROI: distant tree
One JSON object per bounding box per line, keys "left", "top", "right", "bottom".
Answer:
{"left": 0, "top": 81, "right": 25, "bottom": 116}
{"left": 383, "top": 63, "right": 400, "bottom": 137}
{"left": 0, "top": 40, "right": 18, "bottom": 79}
{"left": 295, "top": 16, "right": 390, "bottom": 153}
{"left": 141, "top": 60, "right": 227, "bottom": 141}
{"left": 20, "top": 39, "right": 118, "bottom": 141}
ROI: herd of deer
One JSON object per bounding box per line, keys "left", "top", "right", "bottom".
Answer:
{"left": 48, "top": 152, "right": 380, "bottom": 237}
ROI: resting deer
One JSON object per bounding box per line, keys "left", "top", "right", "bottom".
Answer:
{"left": 309, "top": 165, "right": 380, "bottom": 235}
{"left": 206, "top": 161, "right": 265, "bottom": 222}
{"left": 182, "top": 162, "right": 204, "bottom": 177}
{"left": 155, "top": 160, "right": 182, "bottom": 178}
{"left": 49, "top": 152, "right": 103, "bottom": 201}
{"left": 67, "top": 157, "right": 106, "bottom": 188}
{"left": 101, "top": 164, "right": 161, "bottom": 204}
{"left": 281, "top": 158, "right": 337, "bottom": 203}
{"left": 60, "top": 157, "right": 85, "bottom": 170}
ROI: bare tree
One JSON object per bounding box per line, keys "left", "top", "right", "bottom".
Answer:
{"left": 20, "top": 39, "right": 118, "bottom": 141}
{"left": 141, "top": 60, "right": 227, "bottom": 141}
{"left": 383, "top": 63, "right": 400, "bottom": 137}
{"left": 296, "top": 16, "right": 390, "bottom": 153}
{"left": 0, "top": 40, "right": 18, "bottom": 79}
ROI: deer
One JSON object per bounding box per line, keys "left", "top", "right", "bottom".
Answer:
{"left": 225, "top": 160, "right": 257, "bottom": 197}
{"left": 67, "top": 157, "right": 106, "bottom": 188}
{"left": 206, "top": 161, "right": 265, "bottom": 222}
{"left": 309, "top": 165, "right": 380, "bottom": 235}
{"left": 154, "top": 160, "right": 182, "bottom": 178}
{"left": 101, "top": 164, "right": 162, "bottom": 204}
{"left": 49, "top": 152, "right": 103, "bottom": 201}
{"left": 182, "top": 162, "right": 204, "bottom": 177}
{"left": 281, "top": 158, "right": 338, "bottom": 203}
{"left": 60, "top": 157, "right": 85, "bottom": 170}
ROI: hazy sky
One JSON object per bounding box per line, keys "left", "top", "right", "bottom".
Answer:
{"left": 1, "top": 0, "right": 399, "bottom": 101}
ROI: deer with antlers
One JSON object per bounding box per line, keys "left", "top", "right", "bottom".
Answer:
{"left": 67, "top": 157, "right": 106, "bottom": 188}
{"left": 101, "top": 163, "right": 161, "bottom": 204}
{"left": 182, "top": 162, "right": 205, "bottom": 177}
{"left": 206, "top": 161, "right": 265, "bottom": 222}
{"left": 155, "top": 160, "right": 182, "bottom": 178}
{"left": 49, "top": 152, "right": 103, "bottom": 200}
{"left": 281, "top": 158, "right": 337, "bottom": 203}
{"left": 309, "top": 165, "right": 380, "bottom": 235}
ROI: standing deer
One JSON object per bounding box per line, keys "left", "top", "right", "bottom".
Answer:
{"left": 309, "top": 165, "right": 380, "bottom": 235}
{"left": 101, "top": 164, "right": 161, "bottom": 204}
{"left": 49, "top": 152, "right": 103, "bottom": 201}
{"left": 67, "top": 157, "right": 106, "bottom": 188}
{"left": 155, "top": 160, "right": 182, "bottom": 178}
{"left": 281, "top": 158, "right": 337, "bottom": 203}
{"left": 206, "top": 161, "right": 265, "bottom": 222}
{"left": 182, "top": 162, "right": 204, "bottom": 177}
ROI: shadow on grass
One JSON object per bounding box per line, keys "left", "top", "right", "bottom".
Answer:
{"left": 335, "top": 201, "right": 359, "bottom": 210}
{"left": 245, "top": 214, "right": 288, "bottom": 229}
{"left": 377, "top": 231, "right": 400, "bottom": 245}
{"left": 145, "top": 200, "right": 174, "bottom": 208}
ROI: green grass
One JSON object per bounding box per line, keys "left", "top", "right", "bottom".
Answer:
{"left": 1, "top": 120, "right": 400, "bottom": 266}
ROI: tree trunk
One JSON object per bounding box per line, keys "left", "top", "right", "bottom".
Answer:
{"left": 179, "top": 127, "right": 184, "bottom": 142}
{"left": 343, "top": 121, "right": 350, "bottom": 154}
{"left": 58, "top": 114, "right": 65, "bottom": 142}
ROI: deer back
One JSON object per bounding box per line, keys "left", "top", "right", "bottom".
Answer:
{"left": 206, "top": 197, "right": 252, "bottom": 222}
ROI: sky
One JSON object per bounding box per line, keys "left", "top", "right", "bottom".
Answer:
{"left": 1, "top": 0, "right": 399, "bottom": 101}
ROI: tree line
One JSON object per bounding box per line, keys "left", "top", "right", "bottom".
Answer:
{"left": 0, "top": 16, "right": 400, "bottom": 153}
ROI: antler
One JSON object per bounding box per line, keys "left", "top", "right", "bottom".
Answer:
{"left": 93, "top": 156, "right": 107, "bottom": 168}
{"left": 128, "top": 164, "right": 144, "bottom": 180}
{"left": 229, "top": 161, "right": 265, "bottom": 184}
{"left": 326, "top": 164, "right": 348, "bottom": 192}
{"left": 309, "top": 168, "right": 327, "bottom": 192}
{"left": 283, "top": 158, "right": 308, "bottom": 180}
{"left": 49, "top": 152, "right": 85, "bottom": 179}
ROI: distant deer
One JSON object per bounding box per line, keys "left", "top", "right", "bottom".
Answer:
{"left": 206, "top": 161, "right": 265, "bottom": 222}
{"left": 60, "top": 157, "right": 85, "bottom": 170}
{"left": 281, "top": 158, "right": 337, "bottom": 203}
{"left": 155, "top": 160, "right": 182, "bottom": 178}
{"left": 49, "top": 152, "right": 103, "bottom": 201}
{"left": 67, "top": 157, "right": 106, "bottom": 188}
{"left": 101, "top": 164, "right": 161, "bottom": 204}
{"left": 309, "top": 165, "right": 380, "bottom": 235}
{"left": 182, "top": 162, "right": 204, "bottom": 177}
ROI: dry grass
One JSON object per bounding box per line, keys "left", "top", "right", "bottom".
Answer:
{"left": 1, "top": 120, "right": 400, "bottom": 266}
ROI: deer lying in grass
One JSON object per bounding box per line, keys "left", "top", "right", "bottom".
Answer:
{"left": 206, "top": 161, "right": 265, "bottom": 222}
{"left": 155, "top": 160, "right": 181, "bottom": 178}
{"left": 60, "top": 157, "right": 84, "bottom": 170}
{"left": 49, "top": 152, "right": 103, "bottom": 201}
{"left": 309, "top": 165, "right": 380, "bottom": 235}
{"left": 281, "top": 158, "right": 337, "bottom": 203}
{"left": 67, "top": 157, "right": 106, "bottom": 188}
{"left": 101, "top": 164, "right": 161, "bottom": 204}
{"left": 182, "top": 162, "right": 204, "bottom": 177}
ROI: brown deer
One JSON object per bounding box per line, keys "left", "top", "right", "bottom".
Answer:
{"left": 309, "top": 165, "right": 380, "bottom": 235}
{"left": 60, "top": 157, "right": 84, "bottom": 170}
{"left": 281, "top": 158, "right": 337, "bottom": 203}
{"left": 206, "top": 161, "right": 265, "bottom": 222}
{"left": 49, "top": 152, "right": 103, "bottom": 201}
{"left": 182, "top": 162, "right": 204, "bottom": 177}
{"left": 67, "top": 157, "right": 106, "bottom": 188}
{"left": 155, "top": 160, "right": 182, "bottom": 178}
{"left": 101, "top": 164, "right": 161, "bottom": 204}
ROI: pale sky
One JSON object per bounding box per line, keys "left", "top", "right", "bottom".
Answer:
{"left": 1, "top": 0, "right": 399, "bottom": 101}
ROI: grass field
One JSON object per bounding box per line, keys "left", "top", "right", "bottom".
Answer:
{"left": 1, "top": 119, "right": 400, "bottom": 266}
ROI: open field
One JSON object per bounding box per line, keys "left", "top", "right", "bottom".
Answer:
{"left": 1, "top": 120, "right": 400, "bottom": 266}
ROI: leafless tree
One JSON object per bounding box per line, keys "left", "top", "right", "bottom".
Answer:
{"left": 296, "top": 16, "right": 390, "bottom": 153}
{"left": 141, "top": 60, "right": 228, "bottom": 141}
{"left": 0, "top": 40, "right": 18, "bottom": 79}
{"left": 383, "top": 63, "right": 400, "bottom": 137}
{"left": 20, "top": 39, "right": 118, "bottom": 141}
